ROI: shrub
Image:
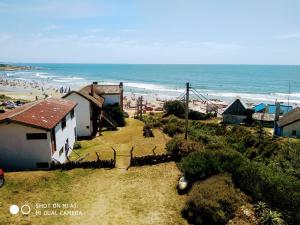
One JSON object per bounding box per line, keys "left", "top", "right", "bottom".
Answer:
{"left": 161, "top": 116, "right": 185, "bottom": 137}
{"left": 232, "top": 161, "right": 300, "bottom": 224}
{"left": 261, "top": 209, "right": 284, "bottom": 225}
{"left": 104, "top": 104, "right": 125, "bottom": 127}
{"left": 73, "top": 141, "right": 81, "bottom": 149}
{"left": 143, "top": 115, "right": 161, "bottom": 128}
{"left": 188, "top": 110, "right": 213, "bottom": 120}
{"left": 166, "top": 137, "right": 201, "bottom": 156}
{"left": 163, "top": 123, "right": 184, "bottom": 137}
{"left": 163, "top": 100, "right": 185, "bottom": 117}
{"left": 180, "top": 149, "right": 300, "bottom": 224}
{"left": 182, "top": 174, "right": 250, "bottom": 225}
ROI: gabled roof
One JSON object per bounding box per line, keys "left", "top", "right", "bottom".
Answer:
{"left": 63, "top": 84, "right": 122, "bottom": 107}
{"left": 222, "top": 98, "right": 248, "bottom": 116}
{"left": 278, "top": 107, "right": 300, "bottom": 127}
{"left": 0, "top": 98, "right": 77, "bottom": 130}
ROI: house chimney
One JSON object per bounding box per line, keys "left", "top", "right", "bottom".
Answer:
{"left": 91, "top": 82, "right": 98, "bottom": 96}
{"left": 119, "top": 82, "right": 124, "bottom": 111}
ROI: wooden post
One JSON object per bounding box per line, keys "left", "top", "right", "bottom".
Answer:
{"left": 112, "top": 148, "right": 116, "bottom": 167}
{"left": 140, "top": 96, "right": 143, "bottom": 120}
{"left": 184, "top": 82, "right": 190, "bottom": 140}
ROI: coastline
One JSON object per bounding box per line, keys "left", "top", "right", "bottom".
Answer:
{"left": 1, "top": 63, "right": 300, "bottom": 107}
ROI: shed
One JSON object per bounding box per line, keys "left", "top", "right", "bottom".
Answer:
{"left": 222, "top": 98, "right": 249, "bottom": 124}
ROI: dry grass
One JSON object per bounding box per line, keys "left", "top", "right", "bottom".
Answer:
{"left": 0, "top": 163, "right": 187, "bottom": 225}
{"left": 70, "top": 118, "right": 170, "bottom": 165}
{"left": 0, "top": 119, "right": 185, "bottom": 225}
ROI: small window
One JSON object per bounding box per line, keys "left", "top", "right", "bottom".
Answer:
{"left": 36, "top": 162, "right": 49, "bottom": 168}
{"left": 61, "top": 117, "right": 66, "bottom": 130}
{"left": 70, "top": 109, "right": 74, "bottom": 119}
{"left": 59, "top": 147, "right": 64, "bottom": 156}
{"left": 26, "top": 133, "right": 47, "bottom": 140}
{"left": 292, "top": 130, "right": 297, "bottom": 136}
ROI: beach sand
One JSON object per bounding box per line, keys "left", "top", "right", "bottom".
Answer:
{"left": 0, "top": 76, "right": 229, "bottom": 116}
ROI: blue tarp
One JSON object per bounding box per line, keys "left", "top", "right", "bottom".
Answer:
{"left": 254, "top": 103, "right": 292, "bottom": 114}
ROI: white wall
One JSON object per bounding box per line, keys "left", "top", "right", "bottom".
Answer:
{"left": 0, "top": 123, "right": 52, "bottom": 170}
{"left": 52, "top": 111, "right": 77, "bottom": 163}
{"left": 102, "top": 94, "right": 120, "bottom": 106}
{"left": 282, "top": 120, "right": 300, "bottom": 138}
{"left": 65, "top": 93, "right": 92, "bottom": 137}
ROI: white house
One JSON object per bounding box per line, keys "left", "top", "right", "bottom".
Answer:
{"left": 63, "top": 82, "right": 123, "bottom": 138}
{"left": 0, "top": 98, "right": 77, "bottom": 170}
{"left": 277, "top": 107, "right": 300, "bottom": 138}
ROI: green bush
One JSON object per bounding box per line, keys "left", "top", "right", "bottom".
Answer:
{"left": 163, "top": 100, "right": 185, "bottom": 117}
{"left": 161, "top": 116, "right": 185, "bottom": 137}
{"left": 182, "top": 174, "right": 250, "bottom": 225}
{"left": 166, "top": 137, "right": 201, "bottom": 156}
{"left": 163, "top": 123, "right": 184, "bottom": 137}
{"left": 104, "top": 104, "right": 126, "bottom": 127}
{"left": 232, "top": 161, "right": 300, "bottom": 224}
{"left": 188, "top": 110, "right": 213, "bottom": 120}
{"left": 73, "top": 141, "right": 81, "bottom": 149}
{"left": 180, "top": 149, "right": 300, "bottom": 224}
{"left": 143, "top": 115, "right": 162, "bottom": 128}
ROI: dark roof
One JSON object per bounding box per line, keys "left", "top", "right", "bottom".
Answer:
{"left": 278, "top": 107, "right": 300, "bottom": 127}
{"left": 94, "top": 85, "right": 122, "bottom": 94}
{"left": 78, "top": 86, "right": 104, "bottom": 107}
{"left": 0, "top": 98, "right": 77, "bottom": 130}
{"left": 222, "top": 98, "right": 248, "bottom": 116}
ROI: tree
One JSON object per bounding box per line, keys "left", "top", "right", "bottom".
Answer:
{"left": 163, "top": 100, "right": 185, "bottom": 117}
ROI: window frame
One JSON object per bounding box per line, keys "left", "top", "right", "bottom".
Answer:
{"left": 26, "top": 133, "right": 47, "bottom": 140}
{"left": 61, "top": 117, "right": 66, "bottom": 130}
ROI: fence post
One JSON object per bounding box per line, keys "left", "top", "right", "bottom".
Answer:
{"left": 152, "top": 146, "right": 157, "bottom": 155}
{"left": 112, "top": 147, "right": 116, "bottom": 168}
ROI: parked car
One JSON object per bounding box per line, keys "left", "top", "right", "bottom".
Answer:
{"left": 0, "top": 168, "right": 4, "bottom": 187}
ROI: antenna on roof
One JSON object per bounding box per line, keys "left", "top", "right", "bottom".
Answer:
{"left": 288, "top": 81, "right": 291, "bottom": 107}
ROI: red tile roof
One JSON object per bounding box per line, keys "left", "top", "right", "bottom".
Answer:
{"left": 0, "top": 98, "right": 77, "bottom": 130}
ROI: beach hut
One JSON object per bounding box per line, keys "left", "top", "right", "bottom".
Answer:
{"left": 0, "top": 98, "right": 77, "bottom": 170}
{"left": 277, "top": 107, "right": 300, "bottom": 138}
{"left": 222, "top": 98, "right": 250, "bottom": 124}
{"left": 63, "top": 82, "right": 123, "bottom": 138}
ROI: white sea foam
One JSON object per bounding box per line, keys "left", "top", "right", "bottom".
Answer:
{"left": 53, "top": 77, "right": 85, "bottom": 83}
{"left": 125, "top": 82, "right": 184, "bottom": 93}
{"left": 203, "top": 90, "right": 300, "bottom": 104}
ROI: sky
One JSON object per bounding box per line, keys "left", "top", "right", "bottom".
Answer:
{"left": 0, "top": 0, "right": 300, "bottom": 64}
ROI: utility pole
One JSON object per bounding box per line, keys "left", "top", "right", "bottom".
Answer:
{"left": 140, "top": 96, "right": 143, "bottom": 120}
{"left": 288, "top": 81, "right": 291, "bottom": 107}
{"left": 185, "top": 82, "right": 190, "bottom": 139}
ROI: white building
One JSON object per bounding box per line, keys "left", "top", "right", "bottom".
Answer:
{"left": 277, "top": 107, "right": 300, "bottom": 138}
{"left": 0, "top": 98, "right": 77, "bottom": 170}
{"left": 63, "top": 82, "right": 123, "bottom": 138}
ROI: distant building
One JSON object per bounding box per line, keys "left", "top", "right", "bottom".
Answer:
{"left": 0, "top": 98, "right": 77, "bottom": 170}
{"left": 253, "top": 103, "right": 292, "bottom": 127}
{"left": 222, "top": 98, "right": 251, "bottom": 124}
{"left": 277, "top": 107, "right": 300, "bottom": 138}
{"left": 63, "top": 82, "right": 123, "bottom": 138}
{"left": 254, "top": 103, "right": 292, "bottom": 114}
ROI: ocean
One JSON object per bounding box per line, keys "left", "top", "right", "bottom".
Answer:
{"left": 1, "top": 63, "right": 300, "bottom": 104}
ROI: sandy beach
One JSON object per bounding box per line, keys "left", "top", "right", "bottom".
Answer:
{"left": 0, "top": 75, "right": 230, "bottom": 118}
